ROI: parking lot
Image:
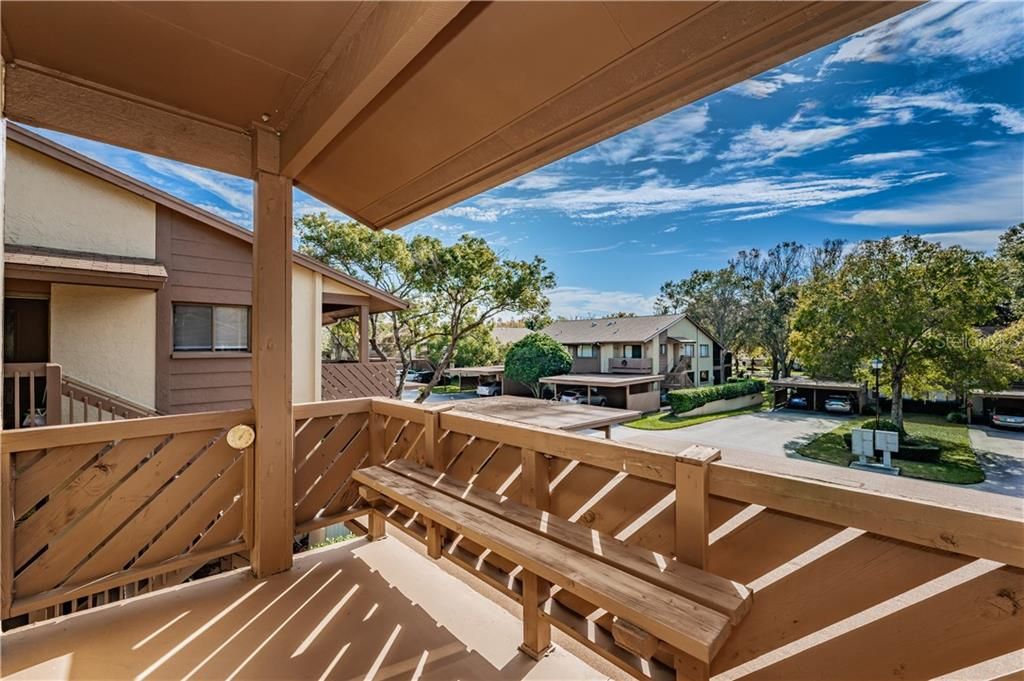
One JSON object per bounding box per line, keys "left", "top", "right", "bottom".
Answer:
{"left": 612, "top": 409, "right": 848, "bottom": 457}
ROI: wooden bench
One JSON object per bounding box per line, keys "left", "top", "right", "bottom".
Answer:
{"left": 352, "top": 459, "right": 751, "bottom": 680}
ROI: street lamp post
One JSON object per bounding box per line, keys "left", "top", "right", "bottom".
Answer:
{"left": 870, "top": 358, "right": 883, "bottom": 459}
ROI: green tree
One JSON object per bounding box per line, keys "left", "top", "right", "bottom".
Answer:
{"left": 996, "top": 224, "right": 1024, "bottom": 322}
{"left": 425, "top": 323, "right": 502, "bottom": 368}
{"left": 297, "top": 213, "right": 441, "bottom": 395}
{"left": 504, "top": 333, "right": 573, "bottom": 398}
{"left": 413, "top": 235, "right": 555, "bottom": 401}
{"left": 791, "top": 236, "right": 1004, "bottom": 430}
{"left": 655, "top": 265, "right": 751, "bottom": 367}
{"left": 986, "top": 320, "right": 1024, "bottom": 386}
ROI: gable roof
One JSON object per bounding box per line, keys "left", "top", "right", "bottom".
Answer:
{"left": 7, "top": 124, "right": 406, "bottom": 312}
{"left": 543, "top": 314, "right": 685, "bottom": 344}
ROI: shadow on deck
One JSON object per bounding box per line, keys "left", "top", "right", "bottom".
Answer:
{"left": 1, "top": 535, "right": 609, "bottom": 681}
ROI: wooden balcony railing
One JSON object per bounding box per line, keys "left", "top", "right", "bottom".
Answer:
{"left": 321, "top": 360, "right": 396, "bottom": 400}
{"left": 3, "top": 363, "right": 61, "bottom": 429}
{"left": 3, "top": 397, "right": 1022, "bottom": 679}
{"left": 61, "top": 374, "right": 160, "bottom": 423}
{"left": 607, "top": 356, "right": 653, "bottom": 373}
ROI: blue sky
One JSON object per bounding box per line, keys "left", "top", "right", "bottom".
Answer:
{"left": 36, "top": 1, "right": 1024, "bottom": 318}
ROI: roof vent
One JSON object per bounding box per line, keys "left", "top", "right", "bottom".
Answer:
{"left": 591, "top": 321, "right": 597, "bottom": 327}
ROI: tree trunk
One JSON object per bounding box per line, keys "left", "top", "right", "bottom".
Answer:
{"left": 415, "top": 338, "right": 457, "bottom": 403}
{"left": 890, "top": 370, "right": 905, "bottom": 431}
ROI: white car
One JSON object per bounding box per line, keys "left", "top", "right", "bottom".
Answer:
{"left": 476, "top": 381, "right": 502, "bottom": 397}
{"left": 823, "top": 395, "right": 853, "bottom": 414}
{"left": 992, "top": 408, "right": 1024, "bottom": 430}
{"left": 559, "top": 390, "right": 607, "bottom": 407}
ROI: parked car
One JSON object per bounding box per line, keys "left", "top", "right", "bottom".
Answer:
{"left": 788, "top": 395, "right": 808, "bottom": 409}
{"left": 476, "top": 381, "right": 502, "bottom": 397}
{"left": 406, "top": 370, "right": 434, "bottom": 383}
{"left": 823, "top": 395, "right": 853, "bottom": 414}
{"left": 560, "top": 390, "right": 607, "bottom": 407}
{"left": 991, "top": 407, "right": 1024, "bottom": 430}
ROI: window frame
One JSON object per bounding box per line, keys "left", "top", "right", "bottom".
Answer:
{"left": 683, "top": 344, "right": 695, "bottom": 357}
{"left": 173, "top": 303, "right": 252, "bottom": 354}
{"left": 577, "top": 344, "right": 595, "bottom": 358}
{"left": 699, "top": 343, "right": 710, "bottom": 358}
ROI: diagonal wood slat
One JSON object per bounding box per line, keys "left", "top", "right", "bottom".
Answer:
{"left": 14, "top": 435, "right": 167, "bottom": 569}
{"left": 14, "top": 442, "right": 110, "bottom": 518}
{"left": 14, "top": 429, "right": 223, "bottom": 597}
{"left": 69, "top": 437, "right": 242, "bottom": 587}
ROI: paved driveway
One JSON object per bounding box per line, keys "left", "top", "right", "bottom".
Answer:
{"left": 611, "top": 409, "right": 849, "bottom": 456}
{"left": 967, "top": 425, "right": 1024, "bottom": 496}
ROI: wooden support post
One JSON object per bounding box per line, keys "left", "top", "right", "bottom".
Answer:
{"left": 674, "top": 651, "right": 711, "bottom": 681}
{"left": 674, "top": 445, "right": 720, "bottom": 570}
{"left": 358, "top": 304, "right": 370, "bottom": 363}
{"left": 45, "top": 364, "right": 61, "bottom": 425}
{"left": 425, "top": 518, "right": 443, "bottom": 558}
{"left": 519, "top": 572, "right": 552, "bottom": 660}
{"left": 519, "top": 447, "right": 553, "bottom": 658}
{"left": 250, "top": 126, "right": 295, "bottom": 578}
{"left": 1, "top": 59, "right": 11, "bottom": 618}
{"left": 369, "top": 409, "right": 386, "bottom": 465}
{"left": 367, "top": 510, "right": 386, "bottom": 542}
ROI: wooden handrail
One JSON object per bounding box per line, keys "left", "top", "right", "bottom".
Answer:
{"left": 371, "top": 397, "right": 1024, "bottom": 567}
{"left": 61, "top": 374, "right": 159, "bottom": 422}
{"left": 3, "top": 362, "right": 62, "bottom": 428}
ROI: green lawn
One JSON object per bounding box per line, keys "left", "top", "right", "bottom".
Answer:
{"left": 797, "top": 414, "right": 984, "bottom": 484}
{"left": 625, "top": 402, "right": 769, "bottom": 430}
{"left": 428, "top": 384, "right": 476, "bottom": 394}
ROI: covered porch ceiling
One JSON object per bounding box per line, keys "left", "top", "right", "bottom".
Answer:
{"left": 0, "top": 1, "right": 916, "bottom": 230}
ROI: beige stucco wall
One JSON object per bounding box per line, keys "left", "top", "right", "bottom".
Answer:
{"left": 6, "top": 142, "right": 156, "bottom": 258}
{"left": 50, "top": 284, "right": 156, "bottom": 408}
{"left": 292, "top": 265, "right": 322, "bottom": 403}
{"left": 322, "top": 277, "right": 369, "bottom": 298}
{"left": 668, "top": 318, "right": 717, "bottom": 386}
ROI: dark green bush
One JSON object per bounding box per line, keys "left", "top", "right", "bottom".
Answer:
{"left": 945, "top": 410, "right": 968, "bottom": 424}
{"left": 667, "top": 379, "right": 765, "bottom": 414}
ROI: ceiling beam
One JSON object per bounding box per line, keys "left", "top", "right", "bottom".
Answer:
{"left": 279, "top": 1, "right": 468, "bottom": 178}
{"left": 3, "top": 62, "right": 251, "bottom": 177}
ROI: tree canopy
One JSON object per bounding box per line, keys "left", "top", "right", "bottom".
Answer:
{"left": 297, "top": 214, "right": 554, "bottom": 400}
{"left": 791, "top": 235, "right": 1004, "bottom": 429}
{"left": 504, "top": 333, "right": 573, "bottom": 398}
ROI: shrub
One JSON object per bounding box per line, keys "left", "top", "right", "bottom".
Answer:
{"left": 667, "top": 379, "right": 765, "bottom": 414}
{"left": 946, "top": 410, "right": 968, "bottom": 424}
{"left": 504, "top": 333, "right": 573, "bottom": 398}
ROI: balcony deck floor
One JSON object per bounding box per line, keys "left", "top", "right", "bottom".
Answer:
{"left": 1, "top": 534, "right": 614, "bottom": 681}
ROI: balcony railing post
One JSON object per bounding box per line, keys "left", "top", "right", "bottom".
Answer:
{"left": 674, "top": 445, "right": 720, "bottom": 570}
{"left": 250, "top": 126, "right": 295, "bottom": 578}
{"left": 45, "top": 364, "right": 62, "bottom": 425}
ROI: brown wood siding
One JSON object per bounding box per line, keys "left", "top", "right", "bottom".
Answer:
{"left": 156, "top": 206, "right": 253, "bottom": 414}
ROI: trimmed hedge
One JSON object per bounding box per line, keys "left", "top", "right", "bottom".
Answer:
{"left": 946, "top": 410, "right": 968, "bottom": 424}
{"left": 668, "top": 379, "right": 765, "bottom": 414}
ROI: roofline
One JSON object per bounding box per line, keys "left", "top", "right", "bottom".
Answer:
{"left": 546, "top": 313, "right": 685, "bottom": 344}
{"left": 7, "top": 124, "right": 407, "bottom": 311}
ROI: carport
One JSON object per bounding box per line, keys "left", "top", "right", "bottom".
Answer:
{"left": 540, "top": 373, "right": 663, "bottom": 413}
{"left": 968, "top": 389, "right": 1024, "bottom": 424}
{"left": 451, "top": 395, "right": 640, "bottom": 438}
{"left": 771, "top": 377, "right": 867, "bottom": 413}
{"left": 445, "top": 365, "right": 504, "bottom": 390}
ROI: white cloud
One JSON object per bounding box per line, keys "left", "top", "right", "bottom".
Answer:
{"left": 568, "top": 242, "right": 627, "bottom": 254}
{"left": 824, "top": 2, "right": 1024, "bottom": 70}
{"left": 478, "top": 169, "right": 944, "bottom": 223}
{"left": 919, "top": 228, "right": 1007, "bottom": 252}
{"left": 141, "top": 156, "right": 253, "bottom": 213}
{"left": 843, "top": 150, "right": 926, "bottom": 165}
{"left": 662, "top": 226, "right": 678, "bottom": 233}
{"left": 573, "top": 104, "right": 711, "bottom": 165}
{"left": 719, "top": 106, "right": 890, "bottom": 167}
{"left": 503, "top": 170, "right": 571, "bottom": 191}
{"left": 441, "top": 206, "right": 501, "bottom": 222}
{"left": 830, "top": 163, "right": 1023, "bottom": 229}
{"left": 732, "top": 72, "right": 808, "bottom": 99}
{"left": 866, "top": 90, "right": 1024, "bottom": 134}
{"left": 548, "top": 286, "right": 657, "bottom": 318}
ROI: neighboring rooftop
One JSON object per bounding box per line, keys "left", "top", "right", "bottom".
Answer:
{"left": 543, "top": 314, "right": 684, "bottom": 344}
{"left": 770, "top": 377, "right": 867, "bottom": 391}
